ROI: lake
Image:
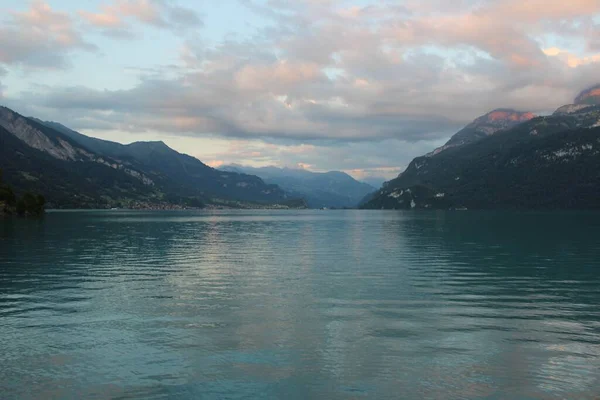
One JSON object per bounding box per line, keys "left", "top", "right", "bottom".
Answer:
{"left": 1, "top": 210, "right": 600, "bottom": 399}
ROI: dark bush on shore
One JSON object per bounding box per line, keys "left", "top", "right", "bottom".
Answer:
{"left": 16, "top": 193, "right": 46, "bottom": 216}
{"left": 1, "top": 169, "right": 45, "bottom": 216}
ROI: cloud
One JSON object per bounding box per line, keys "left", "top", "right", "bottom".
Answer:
{"left": 487, "top": 0, "right": 600, "bottom": 21}
{"left": 0, "top": 66, "right": 6, "bottom": 98}
{"left": 381, "top": 0, "right": 600, "bottom": 69}
{"left": 543, "top": 47, "right": 600, "bottom": 67}
{"left": 29, "top": 77, "right": 462, "bottom": 142}
{"left": 4, "top": 0, "right": 600, "bottom": 174}
{"left": 206, "top": 160, "right": 225, "bottom": 168}
{"left": 0, "top": 1, "right": 95, "bottom": 68}
{"left": 79, "top": 9, "right": 122, "bottom": 28}
{"left": 192, "top": 137, "right": 443, "bottom": 182}
{"left": 588, "top": 23, "right": 600, "bottom": 51}
{"left": 343, "top": 167, "right": 403, "bottom": 185}
{"left": 78, "top": 0, "right": 203, "bottom": 37}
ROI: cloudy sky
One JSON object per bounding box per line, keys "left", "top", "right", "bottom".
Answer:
{"left": 1, "top": 0, "right": 599, "bottom": 183}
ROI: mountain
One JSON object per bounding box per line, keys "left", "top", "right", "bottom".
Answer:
{"left": 362, "top": 97, "right": 600, "bottom": 210}
{"left": 574, "top": 84, "right": 600, "bottom": 105}
{"left": 360, "top": 177, "right": 386, "bottom": 189}
{"left": 428, "top": 109, "right": 536, "bottom": 156}
{"left": 219, "top": 165, "right": 375, "bottom": 208}
{"left": 0, "top": 107, "right": 161, "bottom": 208}
{"left": 0, "top": 169, "right": 45, "bottom": 217}
{"left": 39, "top": 119, "right": 296, "bottom": 205}
{"left": 1, "top": 106, "right": 304, "bottom": 209}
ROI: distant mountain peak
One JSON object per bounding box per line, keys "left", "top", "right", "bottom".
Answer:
{"left": 362, "top": 94, "right": 600, "bottom": 210}
{"left": 219, "top": 164, "right": 375, "bottom": 208}
{"left": 553, "top": 103, "right": 596, "bottom": 115}
{"left": 476, "top": 109, "right": 536, "bottom": 124}
{"left": 432, "top": 109, "right": 536, "bottom": 154}
{"left": 127, "top": 140, "right": 169, "bottom": 148}
{"left": 574, "top": 84, "right": 600, "bottom": 105}
{"left": 145, "top": 140, "right": 168, "bottom": 146}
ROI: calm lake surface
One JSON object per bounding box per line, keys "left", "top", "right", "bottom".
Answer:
{"left": 1, "top": 210, "right": 600, "bottom": 399}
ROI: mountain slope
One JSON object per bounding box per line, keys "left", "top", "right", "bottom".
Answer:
{"left": 1, "top": 107, "right": 303, "bottom": 208}
{"left": 575, "top": 84, "right": 600, "bottom": 105}
{"left": 362, "top": 102, "right": 600, "bottom": 210}
{"left": 429, "top": 109, "right": 536, "bottom": 156}
{"left": 36, "top": 119, "right": 293, "bottom": 205}
{"left": 0, "top": 112, "right": 161, "bottom": 208}
{"left": 220, "top": 165, "right": 375, "bottom": 208}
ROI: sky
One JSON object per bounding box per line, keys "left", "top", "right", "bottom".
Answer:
{"left": 1, "top": 0, "right": 600, "bottom": 183}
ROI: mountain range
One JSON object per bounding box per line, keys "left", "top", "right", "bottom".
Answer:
{"left": 4, "top": 83, "right": 600, "bottom": 211}
{"left": 362, "top": 86, "right": 600, "bottom": 210}
{"left": 0, "top": 106, "right": 305, "bottom": 209}
{"left": 220, "top": 165, "right": 375, "bottom": 208}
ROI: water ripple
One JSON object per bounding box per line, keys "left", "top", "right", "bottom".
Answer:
{"left": 1, "top": 210, "right": 600, "bottom": 399}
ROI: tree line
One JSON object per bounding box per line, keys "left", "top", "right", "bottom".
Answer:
{"left": 0, "top": 169, "right": 45, "bottom": 216}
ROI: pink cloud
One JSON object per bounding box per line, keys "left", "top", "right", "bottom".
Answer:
{"left": 206, "top": 160, "right": 224, "bottom": 168}
{"left": 13, "top": 1, "right": 87, "bottom": 47}
{"left": 113, "top": 0, "right": 165, "bottom": 26}
{"left": 79, "top": 0, "right": 164, "bottom": 28}
{"left": 378, "top": 0, "right": 600, "bottom": 68}
{"left": 235, "top": 61, "right": 323, "bottom": 93}
{"left": 78, "top": 10, "right": 123, "bottom": 28}
{"left": 78, "top": 0, "right": 201, "bottom": 35}
{"left": 486, "top": 0, "right": 600, "bottom": 22}
{"left": 0, "top": 1, "right": 94, "bottom": 68}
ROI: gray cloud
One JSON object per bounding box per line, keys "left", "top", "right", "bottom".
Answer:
{"left": 588, "top": 24, "right": 600, "bottom": 51}
{"left": 165, "top": 2, "right": 203, "bottom": 30}
{"left": 25, "top": 43, "right": 598, "bottom": 143}
{"left": 0, "top": 66, "right": 6, "bottom": 98}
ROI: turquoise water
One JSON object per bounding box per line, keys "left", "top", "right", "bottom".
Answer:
{"left": 1, "top": 210, "right": 600, "bottom": 399}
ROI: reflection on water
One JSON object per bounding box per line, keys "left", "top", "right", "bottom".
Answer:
{"left": 1, "top": 210, "right": 600, "bottom": 399}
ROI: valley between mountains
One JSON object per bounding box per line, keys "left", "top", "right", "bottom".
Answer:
{"left": 3, "top": 85, "right": 600, "bottom": 211}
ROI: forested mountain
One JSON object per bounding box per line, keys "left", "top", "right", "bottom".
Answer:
{"left": 362, "top": 90, "right": 600, "bottom": 210}
{"left": 1, "top": 106, "right": 304, "bottom": 209}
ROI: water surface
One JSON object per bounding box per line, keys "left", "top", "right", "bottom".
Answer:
{"left": 1, "top": 210, "right": 600, "bottom": 399}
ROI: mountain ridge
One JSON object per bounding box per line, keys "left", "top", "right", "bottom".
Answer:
{"left": 1, "top": 106, "right": 305, "bottom": 209}
{"left": 428, "top": 109, "right": 537, "bottom": 156}
{"left": 575, "top": 84, "right": 600, "bottom": 105}
{"left": 220, "top": 164, "right": 375, "bottom": 208}
{"left": 362, "top": 89, "right": 600, "bottom": 210}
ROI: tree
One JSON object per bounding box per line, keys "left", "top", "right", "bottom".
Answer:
{"left": 0, "top": 169, "right": 45, "bottom": 216}
{"left": 0, "top": 169, "right": 16, "bottom": 207}
{"left": 36, "top": 195, "right": 46, "bottom": 214}
{"left": 16, "top": 192, "right": 45, "bottom": 216}
{"left": 16, "top": 198, "right": 26, "bottom": 215}
{"left": 0, "top": 186, "right": 16, "bottom": 206}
